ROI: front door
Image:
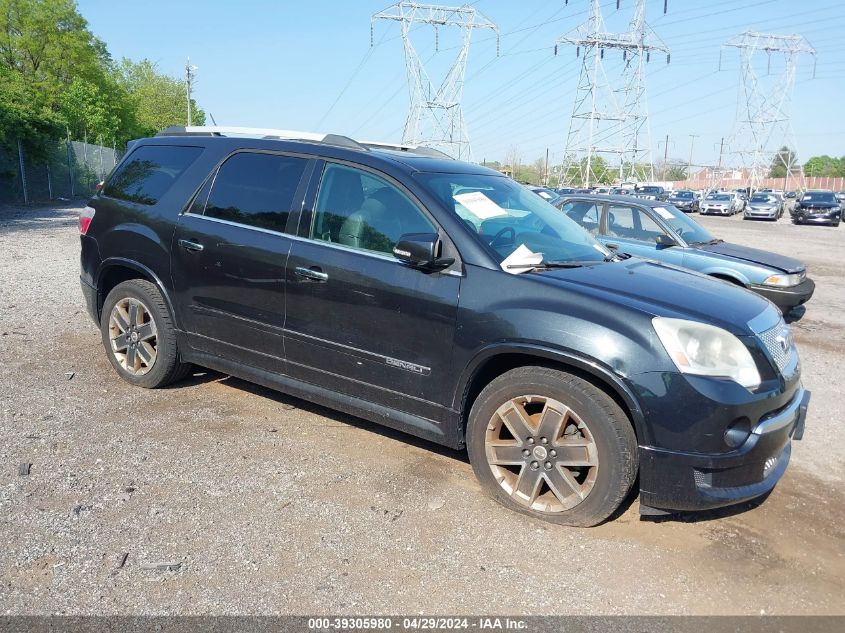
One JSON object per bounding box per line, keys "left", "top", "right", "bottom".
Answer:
{"left": 171, "top": 150, "right": 313, "bottom": 373}
{"left": 283, "top": 162, "right": 461, "bottom": 422}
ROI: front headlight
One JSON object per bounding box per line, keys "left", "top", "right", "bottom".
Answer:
{"left": 652, "top": 318, "right": 761, "bottom": 388}
{"left": 763, "top": 273, "right": 802, "bottom": 287}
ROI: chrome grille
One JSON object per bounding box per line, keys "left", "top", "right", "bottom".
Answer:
{"left": 759, "top": 322, "right": 794, "bottom": 374}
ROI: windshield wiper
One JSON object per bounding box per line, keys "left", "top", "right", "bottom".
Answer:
{"left": 505, "top": 258, "right": 612, "bottom": 271}
{"left": 691, "top": 238, "right": 723, "bottom": 246}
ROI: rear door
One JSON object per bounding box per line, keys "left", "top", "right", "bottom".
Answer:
{"left": 170, "top": 150, "right": 314, "bottom": 373}
{"left": 283, "top": 161, "right": 461, "bottom": 422}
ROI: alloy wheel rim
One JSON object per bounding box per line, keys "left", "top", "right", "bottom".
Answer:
{"left": 108, "top": 298, "right": 158, "bottom": 376}
{"left": 485, "top": 395, "right": 598, "bottom": 513}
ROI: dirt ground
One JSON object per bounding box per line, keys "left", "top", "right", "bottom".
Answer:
{"left": 0, "top": 203, "right": 843, "bottom": 615}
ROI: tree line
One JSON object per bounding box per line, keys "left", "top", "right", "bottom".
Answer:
{"left": 0, "top": 0, "right": 205, "bottom": 160}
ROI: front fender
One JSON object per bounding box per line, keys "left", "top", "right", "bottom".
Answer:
{"left": 696, "top": 265, "right": 750, "bottom": 285}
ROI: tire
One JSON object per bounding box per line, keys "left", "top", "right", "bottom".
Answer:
{"left": 100, "top": 279, "right": 191, "bottom": 388}
{"left": 466, "top": 366, "right": 638, "bottom": 527}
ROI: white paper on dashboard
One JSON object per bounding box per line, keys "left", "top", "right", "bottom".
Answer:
{"left": 500, "top": 244, "right": 544, "bottom": 275}
{"left": 653, "top": 206, "right": 674, "bottom": 219}
{"left": 453, "top": 191, "right": 508, "bottom": 219}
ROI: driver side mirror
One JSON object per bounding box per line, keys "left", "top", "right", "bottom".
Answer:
{"left": 655, "top": 234, "right": 676, "bottom": 247}
{"left": 393, "top": 233, "right": 454, "bottom": 270}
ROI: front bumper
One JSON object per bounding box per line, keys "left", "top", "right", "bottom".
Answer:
{"left": 639, "top": 387, "right": 810, "bottom": 512}
{"left": 795, "top": 212, "right": 840, "bottom": 225}
{"left": 750, "top": 277, "right": 815, "bottom": 312}
{"left": 744, "top": 208, "right": 778, "bottom": 219}
{"left": 702, "top": 206, "right": 730, "bottom": 215}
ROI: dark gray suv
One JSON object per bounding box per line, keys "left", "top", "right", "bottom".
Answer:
{"left": 79, "top": 126, "right": 810, "bottom": 526}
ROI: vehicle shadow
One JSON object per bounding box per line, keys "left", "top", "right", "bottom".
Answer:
{"left": 639, "top": 490, "right": 772, "bottom": 525}
{"left": 170, "top": 368, "right": 471, "bottom": 464}
{"left": 784, "top": 305, "right": 807, "bottom": 324}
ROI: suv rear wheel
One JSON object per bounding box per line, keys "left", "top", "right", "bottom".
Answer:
{"left": 466, "top": 367, "right": 638, "bottom": 527}
{"left": 100, "top": 279, "right": 191, "bottom": 388}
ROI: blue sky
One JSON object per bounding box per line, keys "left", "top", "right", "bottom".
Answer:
{"left": 77, "top": 0, "right": 844, "bottom": 167}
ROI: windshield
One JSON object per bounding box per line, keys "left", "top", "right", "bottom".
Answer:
{"left": 750, "top": 194, "right": 777, "bottom": 203}
{"left": 416, "top": 173, "right": 610, "bottom": 264}
{"left": 654, "top": 205, "right": 715, "bottom": 244}
{"left": 673, "top": 191, "right": 694, "bottom": 199}
{"left": 707, "top": 194, "right": 731, "bottom": 201}
{"left": 802, "top": 192, "right": 836, "bottom": 203}
{"left": 639, "top": 186, "right": 662, "bottom": 194}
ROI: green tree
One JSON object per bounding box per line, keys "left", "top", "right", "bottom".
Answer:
{"left": 117, "top": 59, "right": 205, "bottom": 138}
{"left": 769, "top": 146, "right": 797, "bottom": 178}
{"left": 0, "top": 0, "right": 109, "bottom": 99}
{"left": 803, "top": 155, "right": 844, "bottom": 178}
{"left": 0, "top": 65, "right": 62, "bottom": 157}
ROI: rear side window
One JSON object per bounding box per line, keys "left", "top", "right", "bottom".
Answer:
{"left": 560, "top": 200, "right": 601, "bottom": 235}
{"left": 202, "top": 152, "right": 308, "bottom": 232}
{"left": 104, "top": 145, "right": 202, "bottom": 205}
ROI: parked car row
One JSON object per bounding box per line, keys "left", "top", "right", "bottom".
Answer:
{"left": 80, "top": 126, "right": 812, "bottom": 528}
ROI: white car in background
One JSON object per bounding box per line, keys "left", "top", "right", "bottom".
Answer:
{"left": 699, "top": 192, "right": 743, "bottom": 216}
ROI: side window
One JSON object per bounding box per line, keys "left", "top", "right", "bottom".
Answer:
{"left": 104, "top": 145, "right": 202, "bottom": 205}
{"left": 607, "top": 205, "right": 665, "bottom": 243}
{"left": 187, "top": 175, "right": 213, "bottom": 215}
{"left": 203, "top": 152, "right": 308, "bottom": 232}
{"left": 311, "top": 163, "right": 435, "bottom": 255}
{"left": 560, "top": 200, "right": 601, "bottom": 236}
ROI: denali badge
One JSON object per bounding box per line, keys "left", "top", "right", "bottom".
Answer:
{"left": 775, "top": 326, "right": 792, "bottom": 353}
{"left": 386, "top": 357, "right": 429, "bottom": 375}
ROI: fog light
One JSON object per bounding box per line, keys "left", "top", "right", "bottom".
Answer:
{"left": 724, "top": 417, "right": 751, "bottom": 448}
{"left": 763, "top": 455, "right": 778, "bottom": 477}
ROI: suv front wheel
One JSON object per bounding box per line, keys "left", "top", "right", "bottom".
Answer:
{"left": 467, "top": 367, "right": 638, "bottom": 527}
{"left": 100, "top": 279, "right": 191, "bottom": 388}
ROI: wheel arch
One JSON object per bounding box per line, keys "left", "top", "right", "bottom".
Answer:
{"left": 455, "top": 344, "right": 647, "bottom": 446}
{"left": 702, "top": 269, "right": 749, "bottom": 286}
{"left": 97, "top": 258, "right": 178, "bottom": 327}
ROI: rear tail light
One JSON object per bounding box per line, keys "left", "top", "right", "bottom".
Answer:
{"left": 95, "top": 180, "right": 104, "bottom": 194}
{"left": 79, "top": 206, "right": 95, "bottom": 235}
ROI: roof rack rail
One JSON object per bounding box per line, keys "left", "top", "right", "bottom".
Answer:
{"left": 156, "top": 126, "right": 365, "bottom": 150}
{"left": 360, "top": 141, "right": 454, "bottom": 159}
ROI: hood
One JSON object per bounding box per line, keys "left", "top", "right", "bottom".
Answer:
{"left": 696, "top": 241, "right": 804, "bottom": 274}
{"left": 668, "top": 197, "right": 695, "bottom": 204}
{"left": 532, "top": 258, "right": 770, "bottom": 335}
{"left": 703, "top": 199, "right": 729, "bottom": 205}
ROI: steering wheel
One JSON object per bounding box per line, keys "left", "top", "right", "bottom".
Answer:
{"left": 486, "top": 226, "right": 516, "bottom": 248}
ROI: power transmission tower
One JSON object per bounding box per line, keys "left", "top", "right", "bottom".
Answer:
{"left": 555, "top": 0, "right": 669, "bottom": 187}
{"left": 372, "top": 2, "right": 498, "bottom": 161}
{"left": 185, "top": 58, "right": 198, "bottom": 126}
{"left": 722, "top": 31, "right": 816, "bottom": 191}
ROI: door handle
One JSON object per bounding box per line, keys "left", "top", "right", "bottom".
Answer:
{"left": 605, "top": 242, "right": 619, "bottom": 250}
{"left": 295, "top": 266, "right": 328, "bottom": 282}
{"left": 178, "top": 239, "right": 204, "bottom": 252}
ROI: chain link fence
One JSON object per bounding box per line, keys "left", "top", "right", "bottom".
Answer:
{"left": 0, "top": 139, "right": 123, "bottom": 205}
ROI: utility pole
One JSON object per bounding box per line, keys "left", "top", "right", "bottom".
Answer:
{"left": 660, "top": 134, "right": 669, "bottom": 181}
{"left": 722, "top": 31, "right": 815, "bottom": 191}
{"left": 545, "top": 147, "right": 550, "bottom": 186}
{"left": 556, "top": 0, "right": 670, "bottom": 187}
{"left": 372, "top": 2, "right": 499, "bottom": 161}
{"left": 687, "top": 134, "right": 698, "bottom": 184}
{"left": 710, "top": 136, "right": 726, "bottom": 192}
{"left": 185, "top": 58, "right": 198, "bottom": 126}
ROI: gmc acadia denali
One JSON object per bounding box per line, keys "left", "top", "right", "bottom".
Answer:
{"left": 79, "top": 126, "right": 810, "bottom": 526}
